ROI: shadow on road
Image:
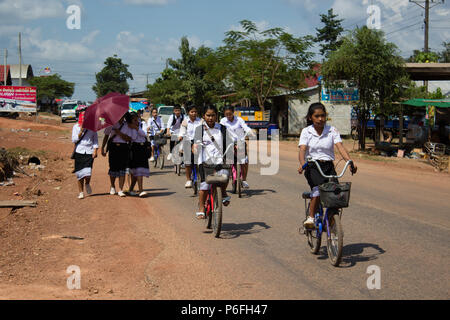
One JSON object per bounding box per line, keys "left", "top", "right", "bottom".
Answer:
{"left": 218, "top": 222, "right": 271, "bottom": 239}
{"left": 239, "top": 189, "right": 277, "bottom": 198}
{"left": 144, "top": 191, "right": 176, "bottom": 198}
{"left": 87, "top": 193, "right": 111, "bottom": 198}
{"left": 317, "top": 243, "right": 386, "bottom": 268}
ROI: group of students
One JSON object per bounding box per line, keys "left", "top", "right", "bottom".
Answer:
{"left": 71, "top": 103, "right": 255, "bottom": 218}
{"left": 72, "top": 111, "right": 151, "bottom": 199}
{"left": 71, "top": 101, "right": 357, "bottom": 223}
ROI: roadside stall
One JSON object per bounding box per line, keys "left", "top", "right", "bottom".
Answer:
{"left": 402, "top": 99, "right": 450, "bottom": 171}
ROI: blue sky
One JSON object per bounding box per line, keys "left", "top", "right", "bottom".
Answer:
{"left": 1, "top": 0, "right": 449, "bottom": 101}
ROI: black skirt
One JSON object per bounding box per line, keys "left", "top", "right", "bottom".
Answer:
{"left": 305, "top": 161, "right": 337, "bottom": 189}
{"left": 108, "top": 143, "right": 130, "bottom": 172}
{"left": 74, "top": 152, "right": 94, "bottom": 172}
{"left": 129, "top": 143, "right": 150, "bottom": 169}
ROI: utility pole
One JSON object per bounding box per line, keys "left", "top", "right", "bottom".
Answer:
{"left": 409, "top": 0, "right": 445, "bottom": 91}
{"left": 3, "top": 49, "right": 7, "bottom": 85}
{"left": 142, "top": 73, "right": 150, "bottom": 87}
{"left": 18, "top": 32, "right": 22, "bottom": 86}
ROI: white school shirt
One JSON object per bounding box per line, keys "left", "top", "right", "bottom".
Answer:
{"left": 167, "top": 114, "right": 184, "bottom": 133}
{"left": 298, "top": 125, "right": 342, "bottom": 161}
{"left": 132, "top": 120, "right": 148, "bottom": 143}
{"left": 147, "top": 116, "right": 165, "bottom": 136}
{"left": 195, "top": 123, "right": 224, "bottom": 165}
{"left": 104, "top": 121, "right": 133, "bottom": 144}
{"left": 180, "top": 117, "right": 202, "bottom": 141}
{"left": 220, "top": 116, "right": 252, "bottom": 142}
{"left": 72, "top": 124, "right": 99, "bottom": 155}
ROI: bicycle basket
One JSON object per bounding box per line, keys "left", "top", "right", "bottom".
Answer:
{"left": 318, "top": 182, "right": 352, "bottom": 208}
{"left": 154, "top": 134, "right": 167, "bottom": 146}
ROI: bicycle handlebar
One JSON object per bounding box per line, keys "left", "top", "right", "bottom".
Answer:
{"left": 302, "top": 156, "right": 354, "bottom": 178}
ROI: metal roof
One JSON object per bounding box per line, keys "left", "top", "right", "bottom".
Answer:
{"left": 405, "top": 63, "right": 450, "bottom": 81}
{"left": 9, "top": 64, "right": 34, "bottom": 79}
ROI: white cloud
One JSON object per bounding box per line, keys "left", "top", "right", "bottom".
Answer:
{"left": 81, "top": 30, "right": 101, "bottom": 45}
{"left": 230, "top": 20, "right": 271, "bottom": 33}
{"left": 0, "top": 0, "right": 65, "bottom": 21}
{"left": 187, "top": 35, "right": 213, "bottom": 48}
{"left": 20, "top": 28, "right": 95, "bottom": 62}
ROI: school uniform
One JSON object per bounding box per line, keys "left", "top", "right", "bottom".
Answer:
{"left": 194, "top": 123, "right": 234, "bottom": 191}
{"left": 167, "top": 114, "right": 184, "bottom": 152}
{"left": 129, "top": 121, "right": 150, "bottom": 177}
{"left": 179, "top": 117, "right": 202, "bottom": 165}
{"left": 72, "top": 124, "right": 98, "bottom": 180}
{"left": 220, "top": 116, "right": 252, "bottom": 164}
{"left": 104, "top": 122, "right": 134, "bottom": 177}
{"left": 147, "top": 116, "right": 165, "bottom": 147}
{"left": 299, "top": 125, "right": 342, "bottom": 196}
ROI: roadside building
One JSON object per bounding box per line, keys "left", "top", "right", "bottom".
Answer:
{"left": 9, "top": 64, "right": 34, "bottom": 86}
{"left": 0, "top": 65, "right": 12, "bottom": 85}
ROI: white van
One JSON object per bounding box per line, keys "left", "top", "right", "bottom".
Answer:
{"left": 157, "top": 106, "right": 186, "bottom": 127}
{"left": 61, "top": 100, "right": 78, "bottom": 122}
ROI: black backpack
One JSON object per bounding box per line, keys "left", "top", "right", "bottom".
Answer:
{"left": 171, "top": 113, "right": 184, "bottom": 127}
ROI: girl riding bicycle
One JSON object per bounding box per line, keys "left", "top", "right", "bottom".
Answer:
{"left": 179, "top": 104, "right": 202, "bottom": 188}
{"left": 298, "top": 103, "right": 357, "bottom": 228}
{"left": 193, "top": 105, "right": 234, "bottom": 219}
{"left": 220, "top": 105, "right": 255, "bottom": 189}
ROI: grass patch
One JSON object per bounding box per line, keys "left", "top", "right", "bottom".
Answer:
{"left": 355, "top": 153, "right": 396, "bottom": 162}
{"left": 7, "top": 147, "right": 49, "bottom": 159}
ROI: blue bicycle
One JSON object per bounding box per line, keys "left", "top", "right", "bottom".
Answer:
{"left": 301, "top": 157, "right": 354, "bottom": 267}
{"left": 191, "top": 164, "right": 200, "bottom": 196}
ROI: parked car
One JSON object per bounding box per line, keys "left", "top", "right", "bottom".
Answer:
{"left": 157, "top": 106, "right": 186, "bottom": 127}
{"left": 61, "top": 100, "right": 78, "bottom": 123}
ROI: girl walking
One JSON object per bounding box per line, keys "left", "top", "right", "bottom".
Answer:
{"left": 128, "top": 112, "right": 150, "bottom": 197}
{"left": 71, "top": 112, "right": 98, "bottom": 199}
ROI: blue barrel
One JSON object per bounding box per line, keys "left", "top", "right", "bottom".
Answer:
{"left": 267, "top": 124, "right": 278, "bottom": 136}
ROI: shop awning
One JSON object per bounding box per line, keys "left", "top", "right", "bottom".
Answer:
{"left": 403, "top": 99, "right": 450, "bottom": 108}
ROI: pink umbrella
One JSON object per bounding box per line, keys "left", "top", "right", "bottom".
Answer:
{"left": 82, "top": 92, "right": 130, "bottom": 132}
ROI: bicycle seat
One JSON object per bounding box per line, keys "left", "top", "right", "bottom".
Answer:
{"left": 302, "top": 192, "right": 312, "bottom": 199}
{"left": 205, "top": 174, "right": 229, "bottom": 185}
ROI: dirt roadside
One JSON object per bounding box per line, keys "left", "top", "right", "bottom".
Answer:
{"left": 0, "top": 116, "right": 238, "bottom": 300}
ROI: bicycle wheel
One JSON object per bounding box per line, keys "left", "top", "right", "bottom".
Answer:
{"left": 326, "top": 212, "right": 344, "bottom": 267}
{"left": 159, "top": 149, "right": 165, "bottom": 170}
{"left": 205, "top": 192, "right": 212, "bottom": 230}
{"left": 231, "top": 165, "right": 237, "bottom": 194}
{"left": 237, "top": 164, "right": 242, "bottom": 198}
{"left": 305, "top": 203, "right": 321, "bottom": 255}
{"left": 212, "top": 187, "right": 223, "bottom": 238}
{"left": 193, "top": 168, "right": 198, "bottom": 196}
{"left": 153, "top": 148, "right": 159, "bottom": 168}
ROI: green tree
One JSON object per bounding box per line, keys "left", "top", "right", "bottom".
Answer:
{"left": 407, "top": 50, "right": 440, "bottom": 63}
{"left": 315, "top": 8, "right": 344, "bottom": 58}
{"left": 146, "top": 37, "right": 226, "bottom": 106}
{"left": 146, "top": 68, "right": 186, "bottom": 105}
{"left": 322, "top": 26, "right": 407, "bottom": 150}
{"left": 439, "top": 41, "right": 450, "bottom": 63}
{"left": 92, "top": 55, "right": 133, "bottom": 97}
{"left": 29, "top": 74, "right": 74, "bottom": 102}
{"left": 213, "top": 20, "right": 314, "bottom": 111}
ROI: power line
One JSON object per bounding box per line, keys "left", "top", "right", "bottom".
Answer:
{"left": 385, "top": 21, "right": 423, "bottom": 36}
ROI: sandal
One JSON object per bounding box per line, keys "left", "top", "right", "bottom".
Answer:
{"left": 196, "top": 212, "right": 206, "bottom": 219}
{"left": 222, "top": 196, "right": 231, "bottom": 207}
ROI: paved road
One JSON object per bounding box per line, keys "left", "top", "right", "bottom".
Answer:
{"left": 138, "top": 140, "right": 449, "bottom": 299}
